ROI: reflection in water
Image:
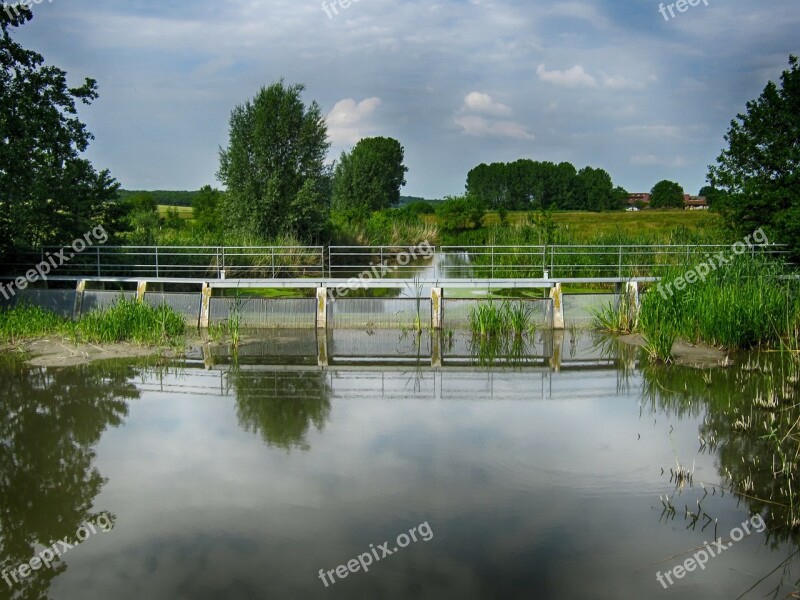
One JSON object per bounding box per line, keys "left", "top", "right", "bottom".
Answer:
{"left": 641, "top": 356, "right": 800, "bottom": 595}
{"left": 231, "top": 369, "right": 331, "bottom": 451}
{"left": 0, "top": 354, "right": 138, "bottom": 599}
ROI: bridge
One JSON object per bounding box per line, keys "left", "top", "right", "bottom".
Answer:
{"left": 0, "top": 243, "right": 787, "bottom": 330}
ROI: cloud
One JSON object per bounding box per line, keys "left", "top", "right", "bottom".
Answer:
{"left": 326, "top": 97, "right": 382, "bottom": 146}
{"left": 454, "top": 115, "right": 535, "bottom": 141}
{"left": 630, "top": 154, "right": 687, "bottom": 167}
{"left": 617, "top": 124, "right": 700, "bottom": 138}
{"left": 536, "top": 64, "right": 597, "bottom": 88}
{"left": 454, "top": 92, "right": 533, "bottom": 140}
{"left": 462, "top": 92, "right": 513, "bottom": 116}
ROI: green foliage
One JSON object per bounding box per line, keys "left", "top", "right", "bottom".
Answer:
{"left": 0, "top": 298, "right": 186, "bottom": 345}
{"left": 640, "top": 255, "right": 796, "bottom": 351}
{"left": 435, "top": 194, "right": 486, "bottom": 232}
{"left": 469, "top": 300, "right": 535, "bottom": 337}
{"left": 332, "top": 136, "right": 408, "bottom": 220}
{"left": 192, "top": 185, "right": 223, "bottom": 234}
{"left": 74, "top": 297, "right": 185, "bottom": 345}
{"left": 117, "top": 189, "right": 199, "bottom": 207}
{"left": 0, "top": 15, "right": 119, "bottom": 258}
{"left": 708, "top": 55, "right": 800, "bottom": 259}
{"left": 0, "top": 304, "right": 69, "bottom": 343}
{"left": 217, "top": 80, "right": 330, "bottom": 242}
{"left": 466, "top": 159, "right": 625, "bottom": 211}
{"left": 649, "top": 180, "right": 685, "bottom": 208}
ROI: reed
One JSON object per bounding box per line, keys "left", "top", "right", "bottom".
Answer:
{"left": 469, "top": 300, "right": 535, "bottom": 337}
{"left": 75, "top": 297, "right": 186, "bottom": 345}
{"left": 0, "top": 303, "right": 69, "bottom": 344}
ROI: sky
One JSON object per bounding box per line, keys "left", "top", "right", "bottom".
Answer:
{"left": 8, "top": 0, "right": 800, "bottom": 198}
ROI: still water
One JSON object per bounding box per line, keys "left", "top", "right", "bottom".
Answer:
{"left": 1, "top": 330, "right": 798, "bottom": 600}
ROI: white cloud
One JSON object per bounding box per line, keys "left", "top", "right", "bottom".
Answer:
{"left": 536, "top": 64, "right": 597, "bottom": 88}
{"left": 462, "top": 92, "right": 513, "bottom": 116}
{"left": 454, "top": 92, "right": 533, "bottom": 140}
{"left": 630, "top": 154, "right": 687, "bottom": 167}
{"left": 326, "top": 97, "right": 382, "bottom": 146}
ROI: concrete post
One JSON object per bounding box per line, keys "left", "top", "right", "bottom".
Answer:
{"left": 316, "top": 287, "right": 327, "bottom": 329}
{"left": 199, "top": 282, "right": 212, "bottom": 329}
{"left": 626, "top": 281, "right": 640, "bottom": 325}
{"left": 431, "top": 287, "right": 443, "bottom": 330}
{"left": 549, "top": 330, "right": 564, "bottom": 372}
{"left": 73, "top": 280, "right": 87, "bottom": 320}
{"left": 136, "top": 281, "right": 147, "bottom": 302}
{"left": 549, "top": 282, "right": 565, "bottom": 330}
{"left": 317, "top": 329, "right": 329, "bottom": 367}
{"left": 431, "top": 329, "right": 442, "bottom": 368}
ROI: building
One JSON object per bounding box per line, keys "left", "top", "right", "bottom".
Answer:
{"left": 626, "top": 193, "right": 708, "bottom": 209}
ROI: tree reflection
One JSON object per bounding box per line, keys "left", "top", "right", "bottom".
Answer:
{"left": 231, "top": 369, "right": 331, "bottom": 451}
{"left": 641, "top": 355, "right": 800, "bottom": 594}
{"left": 0, "top": 354, "right": 137, "bottom": 599}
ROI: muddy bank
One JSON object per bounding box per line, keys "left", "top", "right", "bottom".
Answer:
{"left": 0, "top": 338, "right": 197, "bottom": 367}
{"left": 616, "top": 333, "right": 730, "bottom": 368}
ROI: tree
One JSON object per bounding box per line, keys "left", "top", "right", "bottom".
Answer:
{"left": 435, "top": 195, "right": 486, "bottom": 232}
{"left": 0, "top": 9, "right": 119, "bottom": 259}
{"left": 576, "top": 167, "right": 617, "bottom": 211}
{"left": 331, "top": 137, "right": 408, "bottom": 220}
{"left": 650, "top": 180, "right": 684, "bottom": 208}
{"left": 708, "top": 55, "right": 800, "bottom": 254}
{"left": 192, "top": 185, "right": 223, "bottom": 234}
{"left": 217, "top": 80, "right": 330, "bottom": 241}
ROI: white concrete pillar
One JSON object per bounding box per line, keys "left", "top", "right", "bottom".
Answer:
{"left": 316, "top": 287, "right": 328, "bottom": 329}
{"left": 199, "top": 282, "right": 212, "bottom": 329}
{"left": 549, "top": 283, "right": 565, "bottom": 330}
{"left": 431, "top": 287, "right": 443, "bottom": 330}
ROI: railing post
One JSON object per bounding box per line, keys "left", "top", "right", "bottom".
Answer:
{"left": 271, "top": 248, "right": 275, "bottom": 278}
{"left": 155, "top": 246, "right": 159, "bottom": 278}
{"left": 618, "top": 245, "right": 622, "bottom": 278}
{"left": 96, "top": 246, "right": 101, "bottom": 277}
{"left": 491, "top": 246, "right": 494, "bottom": 278}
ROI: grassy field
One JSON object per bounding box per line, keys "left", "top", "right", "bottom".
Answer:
{"left": 157, "top": 205, "right": 194, "bottom": 219}
{"left": 157, "top": 204, "right": 721, "bottom": 243}
{"left": 480, "top": 209, "right": 720, "bottom": 236}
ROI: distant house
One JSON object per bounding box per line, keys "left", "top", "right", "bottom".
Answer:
{"left": 684, "top": 195, "right": 709, "bottom": 210}
{"left": 626, "top": 193, "right": 708, "bottom": 209}
{"left": 627, "top": 193, "right": 651, "bottom": 207}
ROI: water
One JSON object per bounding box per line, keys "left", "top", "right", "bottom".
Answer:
{"left": 1, "top": 331, "right": 798, "bottom": 600}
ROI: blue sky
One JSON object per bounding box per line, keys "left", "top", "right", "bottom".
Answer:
{"left": 10, "top": 0, "right": 800, "bottom": 198}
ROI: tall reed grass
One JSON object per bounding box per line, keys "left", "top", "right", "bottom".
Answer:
{"left": 593, "top": 254, "right": 798, "bottom": 362}
{"left": 0, "top": 298, "right": 186, "bottom": 346}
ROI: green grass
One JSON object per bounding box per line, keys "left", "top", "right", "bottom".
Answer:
{"left": 469, "top": 300, "right": 536, "bottom": 337}
{"left": 0, "top": 298, "right": 186, "bottom": 346}
{"left": 592, "top": 254, "right": 799, "bottom": 360}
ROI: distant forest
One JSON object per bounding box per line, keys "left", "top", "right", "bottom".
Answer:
{"left": 116, "top": 190, "right": 442, "bottom": 208}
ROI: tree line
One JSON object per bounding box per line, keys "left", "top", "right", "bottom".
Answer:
{"left": 1, "top": 6, "right": 798, "bottom": 256}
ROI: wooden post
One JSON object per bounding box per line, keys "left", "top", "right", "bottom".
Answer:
{"left": 136, "top": 281, "right": 147, "bottom": 302}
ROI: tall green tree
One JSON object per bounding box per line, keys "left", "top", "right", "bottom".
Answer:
{"left": 708, "top": 55, "right": 800, "bottom": 254}
{"left": 0, "top": 9, "right": 118, "bottom": 258}
{"left": 331, "top": 136, "right": 408, "bottom": 220}
{"left": 650, "top": 180, "right": 685, "bottom": 208}
{"left": 192, "top": 185, "right": 223, "bottom": 234}
{"left": 217, "top": 80, "right": 330, "bottom": 241}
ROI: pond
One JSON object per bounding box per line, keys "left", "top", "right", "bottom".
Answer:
{"left": 1, "top": 330, "right": 798, "bottom": 599}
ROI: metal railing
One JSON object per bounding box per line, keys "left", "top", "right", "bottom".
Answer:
{"left": 0, "top": 243, "right": 790, "bottom": 281}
